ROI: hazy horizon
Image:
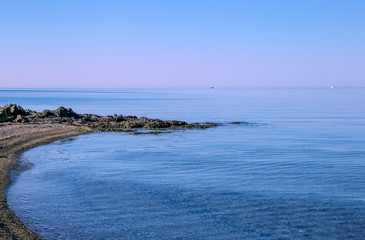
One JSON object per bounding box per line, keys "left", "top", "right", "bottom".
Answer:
{"left": 1, "top": 86, "right": 364, "bottom": 90}
{"left": 1, "top": 1, "right": 364, "bottom": 88}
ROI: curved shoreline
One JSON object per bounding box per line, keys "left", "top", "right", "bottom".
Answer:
{"left": 0, "top": 123, "right": 92, "bottom": 239}
{"left": 0, "top": 104, "right": 221, "bottom": 239}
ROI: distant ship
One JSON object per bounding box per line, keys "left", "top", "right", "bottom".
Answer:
{"left": 330, "top": 86, "right": 335, "bottom": 89}
{"left": 210, "top": 87, "right": 215, "bottom": 89}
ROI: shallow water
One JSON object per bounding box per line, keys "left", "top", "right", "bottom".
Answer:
{"left": 3, "top": 88, "right": 365, "bottom": 239}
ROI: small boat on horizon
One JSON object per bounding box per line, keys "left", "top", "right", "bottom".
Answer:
{"left": 330, "top": 86, "right": 335, "bottom": 89}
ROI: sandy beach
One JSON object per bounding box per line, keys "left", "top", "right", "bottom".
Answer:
{"left": 0, "top": 122, "right": 91, "bottom": 239}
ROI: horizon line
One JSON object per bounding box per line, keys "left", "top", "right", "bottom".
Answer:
{"left": 1, "top": 86, "right": 364, "bottom": 90}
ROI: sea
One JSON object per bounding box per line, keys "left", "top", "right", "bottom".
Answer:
{"left": 2, "top": 88, "right": 365, "bottom": 239}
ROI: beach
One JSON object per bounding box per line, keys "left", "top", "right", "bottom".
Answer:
{"left": 0, "top": 103, "right": 219, "bottom": 239}
{"left": 0, "top": 122, "right": 91, "bottom": 239}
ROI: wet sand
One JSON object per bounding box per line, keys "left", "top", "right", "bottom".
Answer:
{"left": 0, "top": 123, "right": 91, "bottom": 240}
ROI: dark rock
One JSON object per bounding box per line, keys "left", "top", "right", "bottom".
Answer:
{"left": 146, "top": 130, "right": 172, "bottom": 134}
{"left": 166, "top": 120, "right": 187, "bottom": 126}
{"left": 129, "top": 130, "right": 172, "bottom": 135}
{"left": 99, "top": 116, "right": 113, "bottom": 122}
{"left": 204, "top": 122, "right": 220, "bottom": 127}
{"left": 0, "top": 109, "right": 10, "bottom": 122}
{"left": 40, "top": 110, "right": 54, "bottom": 118}
{"left": 9, "top": 104, "right": 26, "bottom": 116}
{"left": 24, "top": 109, "right": 37, "bottom": 116}
{"left": 0, "top": 104, "right": 27, "bottom": 122}
{"left": 124, "top": 121, "right": 144, "bottom": 129}
{"left": 114, "top": 114, "right": 125, "bottom": 122}
{"left": 125, "top": 115, "right": 137, "bottom": 120}
{"left": 130, "top": 131, "right": 142, "bottom": 135}
{"left": 230, "top": 121, "right": 261, "bottom": 126}
{"left": 0, "top": 104, "right": 221, "bottom": 132}
{"left": 80, "top": 114, "right": 100, "bottom": 122}
{"left": 54, "top": 106, "right": 80, "bottom": 118}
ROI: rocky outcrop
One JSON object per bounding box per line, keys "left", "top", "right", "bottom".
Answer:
{"left": 0, "top": 104, "right": 29, "bottom": 122}
{"left": 0, "top": 104, "right": 28, "bottom": 122}
{"left": 0, "top": 104, "right": 220, "bottom": 134}
{"left": 54, "top": 106, "right": 80, "bottom": 118}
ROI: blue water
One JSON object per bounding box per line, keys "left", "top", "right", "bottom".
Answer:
{"left": 3, "top": 88, "right": 365, "bottom": 239}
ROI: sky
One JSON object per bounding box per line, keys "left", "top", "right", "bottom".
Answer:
{"left": 0, "top": 0, "right": 364, "bottom": 88}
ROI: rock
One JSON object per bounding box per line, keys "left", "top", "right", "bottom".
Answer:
{"left": 230, "top": 121, "right": 257, "bottom": 125}
{"left": 8, "top": 104, "right": 26, "bottom": 116}
{"left": 80, "top": 114, "right": 100, "bottom": 122}
{"left": 146, "top": 131, "right": 172, "bottom": 134}
{"left": 129, "top": 130, "right": 172, "bottom": 135}
{"left": 143, "top": 119, "right": 171, "bottom": 129}
{"left": 166, "top": 120, "right": 187, "bottom": 126}
{"left": 125, "top": 115, "right": 137, "bottom": 120}
{"left": 139, "top": 117, "right": 148, "bottom": 122}
{"left": 39, "top": 110, "right": 54, "bottom": 118}
{"left": 15, "top": 115, "right": 29, "bottom": 123}
{"left": 0, "top": 104, "right": 221, "bottom": 132}
{"left": 54, "top": 106, "right": 80, "bottom": 118}
{"left": 0, "top": 109, "right": 10, "bottom": 122}
{"left": 124, "top": 121, "right": 144, "bottom": 129}
{"left": 205, "top": 122, "right": 220, "bottom": 127}
{"left": 0, "top": 104, "right": 26, "bottom": 122}
{"left": 25, "top": 109, "right": 37, "bottom": 115}
{"left": 113, "top": 114, "right": 125, "bottom": 122}
{"left": 130, "top": 131, "right": 142, "bottom": 135}
{"left": 100, "top": 116, "right": 113, "bottom": 122}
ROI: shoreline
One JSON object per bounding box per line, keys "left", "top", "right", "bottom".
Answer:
{"left": 0, "top": 104, "right": 221, "bottom": 239}
{"left": 0, "top": 123, "right": 92, "bottom": 239}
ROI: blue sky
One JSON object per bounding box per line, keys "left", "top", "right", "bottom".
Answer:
{"left": 0, "top": 0, "right": 364, "bottom": 88}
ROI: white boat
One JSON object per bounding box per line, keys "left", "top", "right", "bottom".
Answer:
{"left": 330, "top": 86, "right": 335, "bottom": 89}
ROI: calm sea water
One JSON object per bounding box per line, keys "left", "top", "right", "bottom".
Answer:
{"left": 3, "top": 88, "right": 365, "bottom": 239}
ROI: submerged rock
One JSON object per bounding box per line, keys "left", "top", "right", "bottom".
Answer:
{"left": 130, "top": 130, "right": 172, "bottom": 135}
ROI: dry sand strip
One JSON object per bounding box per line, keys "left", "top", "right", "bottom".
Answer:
{"left": 0, "top": 123, "right": 91, "bottom": 240}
